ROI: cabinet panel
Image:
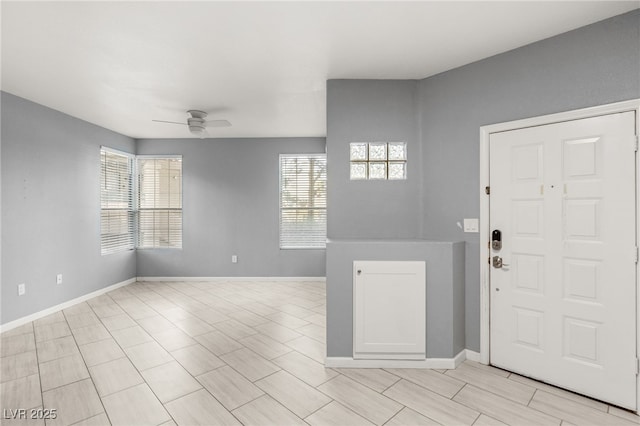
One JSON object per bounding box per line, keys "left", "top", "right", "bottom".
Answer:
{"left": 354, "top": 261, "right": 426, "bottom": 359}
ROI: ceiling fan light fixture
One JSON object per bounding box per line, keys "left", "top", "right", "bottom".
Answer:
{"left": 189, "top": 124, "right": 206, "bottom": 138}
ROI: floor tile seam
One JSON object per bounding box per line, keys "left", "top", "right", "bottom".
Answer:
{"left": 0, "top": 355, "right": 40, "bottom": 385}
{"left": 462, "top": 362, "right": 512, "bottom": 379}
{"left": 527, "top": 388, "right": 634, "bottom": 424}
{"left": 81, "top": 350, "right": 127, "bottom": 368}
{"left": 467, "top": 411, "right": 484, "bottom": 426}
{"left": 38, "top": 349, "right": 85, "bottom": 370}
{"left": 446, "top": 372, "right": 536, "bottom": 406}
{"left": 210, "top": 326, "right": 258, "bottom": 344}
{"left": 386, "top": 370, "right": 467, "bottom": 399}
{"left": 59, "top": 309, "right": 110, "bottom": 425}
{"left": 527, "top": 388, "right": 538, "bottom": 406}
{"left": 253, "top": 369, "right": 334, "bottom": 420}
{"left": 137, "top": 357, "right": 178, "bottom": 373}
{"left": 270, "top": 352, "right": 338, "bottom": 388}
{"left": 229, "top": 392, "right": 311, "bottom": 425}
{"left": 297, "top": 332, "right": 325, "bottom": 344}
{"left": 508, "top": 374, "right": 610, "bottom": 413}
{"left": 455, "top": 384, "right": 564, "bottom": 425}
{"left": 88, "top": 303, "right": 178, "bottom": 426}
{"left": 155, "top": 383, "right": 204, "bottom": 405}
{"left": 0, "top": 323, "right": 35, "bottom": 338}
{"left": 96, "top": 359, "right": 176, "bottom": 425}
{"left": 298, "top": 397, "right": 335, "bottom": 421}
{"left": 218, "top": 347, "right": 283, "bottom": 383}
{"left": 28, "top": 320, "right": 46, "bottom": 414}
{"left": 310, "top": 399, "right": 376, "bottom": 425}
{"left": 444, "top": 369, "right": 537, "bottom": 405}
{"left": 382, "top": 377, "right": 471, "bottom": 415}
{"left": 334, "top": 370, "right": 401, "bottom": 395}
{"left": 606, "top": 408, "right": 640, "bottom": 424}
{"left": 113, "top": 293, "right": 160, "bottom": 318}
{"left": 163, "top": 356, "right": 258, "bottom": 426}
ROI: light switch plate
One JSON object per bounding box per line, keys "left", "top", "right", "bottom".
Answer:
{"left": 463, "top": 218, "right": 479, "bottom": 233}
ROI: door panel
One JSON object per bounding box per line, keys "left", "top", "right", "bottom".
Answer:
{"left": 489, "top": 112, "right": 637, "bottom": 409}
{"left": 354, "top": 261, "right": 426, "bottom": 360}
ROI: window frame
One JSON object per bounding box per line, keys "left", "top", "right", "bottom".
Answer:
{"left": 135, "top": 154, "right": 183, "bottom": 250}
{"left": 100, "top": 146, "right": 135, "bottom": 255}
{"left": 279, "top": 153, "right": 327, "bottom": 250}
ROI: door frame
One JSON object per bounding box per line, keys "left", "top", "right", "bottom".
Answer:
{"left": 479, "top": 99, "right": 640, "bottom": 406}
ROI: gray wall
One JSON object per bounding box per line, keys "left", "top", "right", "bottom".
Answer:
{"left": 327, "top": 80, "right": 421, "bottom": 239}
{"left": 325, "top": 9, "right": 639, "bottom": 356}
{"left": 420, "top": 9, "right": 640, "bottom": 351}
{"left": 1, "top": 92, "right": 137, "bottom": 324}
{"left": 326, "top": 240, "right": 465, "bottom": 358}
{"left": 136, "top": 137, "right": 326, "bottom": 278}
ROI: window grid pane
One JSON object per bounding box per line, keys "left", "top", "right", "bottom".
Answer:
{"left": 137, "top": 157, "right": 183, "bottom": 249}
{"left": 280, "top": 154, "right": 327, "bottom": 249}
{"left": 100, "top": 149, "right": 134, "bottom": 255}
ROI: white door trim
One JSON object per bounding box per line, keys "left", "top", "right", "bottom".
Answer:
{"left": 479, "top": 99, "right": 640, "bottom": 406}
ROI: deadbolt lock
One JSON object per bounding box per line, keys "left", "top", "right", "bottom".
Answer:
{"left": 491, "top": 229, "right": 502, "bottom": 251}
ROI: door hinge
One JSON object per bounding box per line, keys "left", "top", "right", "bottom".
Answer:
{"left": 635, "top": 247, "right": 639, "bottom": 264}
{"left": 488, "top": 257, "right": 491, "bottom": 265}
{"left": 635, "top": 358, "right": 639, "bottom": 375}
{"left": 635, "top": 135, "right": 638, "bottom": 152}
{"left": 485, "top": 186, "right": 490, "bottom": 195}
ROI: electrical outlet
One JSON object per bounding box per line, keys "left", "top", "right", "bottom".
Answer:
{"left": 18, "top": 283, "right": 25, "bottom": 296}
{"left": 232, "top": 255, "right": 238, "bottom": 263}
{"left": 56, "top": 274, "right": 63, "bottom": 285}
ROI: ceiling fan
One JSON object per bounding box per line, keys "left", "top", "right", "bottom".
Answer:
{"left": 153, "top": 110, "right": 231, "bottom": 138}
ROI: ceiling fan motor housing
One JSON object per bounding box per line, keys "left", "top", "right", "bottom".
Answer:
{"left": 187, "top": 110, "right": 207, "bottom": 137}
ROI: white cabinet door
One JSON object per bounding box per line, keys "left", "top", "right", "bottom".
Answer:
{"left": 354, "top": 261, "right": 426, "bottom": 359}
{"left": 490, "top": 112, "right": 637, "bottom": 409}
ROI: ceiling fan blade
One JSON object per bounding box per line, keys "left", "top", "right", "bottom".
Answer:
{"left": 205, "top": 119, "right": 231, "bottom": 128}
{"left": 152, "top": 119, "right": 187, "bottom": 125}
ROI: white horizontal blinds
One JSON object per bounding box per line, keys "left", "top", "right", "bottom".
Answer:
{"left": 137, "top": 157, "right": 182, "bottom": 248}
{"left": 100, "top": 148, "right": 134, "bottom": 254}
{"left": 280, "top": 154, "right": 327, "bottom": 249}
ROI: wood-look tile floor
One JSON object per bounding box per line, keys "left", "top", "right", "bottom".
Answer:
{"left": 1, "top": 280, "right": 639, "bottom": 426}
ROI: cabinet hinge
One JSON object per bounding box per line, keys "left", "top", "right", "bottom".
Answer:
{"left": 488, "top": 257, "right": 491, "bottom": 265}
{"left": 635, "top": 358, "right": 639, "bottom": 375}
{"left": 635, "top": 135, "right": 638, "bottom": 152}
{"left": 635, "top": 247, "right": 639, "bottom": 264}
{"left": 485, "top": 186, "right": 490, "bottom": 195}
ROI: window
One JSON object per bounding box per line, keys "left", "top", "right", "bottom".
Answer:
{"left": 137, "top": 156, "right": 183, "bottom": 248}
{"left": 100, "top": 149, "right": 182, "bottom": 254}
{"left": 280, "top": 154, "right": 327, "bottom": 249}
{"left": 350, "top": 142, "right": 407, "bottom": 180}
{"left": 100, "top": 148, "right": 134, "bottom": 254}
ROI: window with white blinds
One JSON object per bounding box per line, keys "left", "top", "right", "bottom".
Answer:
{"left": 137, "top": 157, "right": 183, "bottom": 248}
{"left": 100, "top": 148, "right": 134, "bottom": 255}
{"left": 280, "top": 154, "right": 327, "bottom": 249}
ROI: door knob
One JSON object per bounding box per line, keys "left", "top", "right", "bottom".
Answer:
{"left": 492, "top": 256, "right": 509, "bottom": 268}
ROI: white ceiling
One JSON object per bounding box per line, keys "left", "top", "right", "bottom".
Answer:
{"left": 2, "top": 1, "right": 638, "bottom": 139}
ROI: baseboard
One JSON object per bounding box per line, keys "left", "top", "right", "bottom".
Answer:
{"left": 136, "top": 276, "right": 326, "bottom": 282}
{"left": 465, "top": 349, "right": 481, "bottom": 362}
{"left": 326, "top": 349, "right": 468, "bottom": 369}
{"left": 0, "top": 278, "right": 136, "bottom": 333}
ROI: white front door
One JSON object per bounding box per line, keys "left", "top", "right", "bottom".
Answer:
{"left": 489, "top": 112, "right": 637, "bottom": 409}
